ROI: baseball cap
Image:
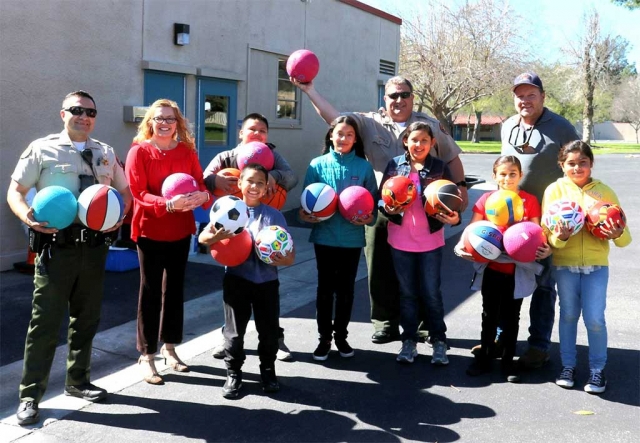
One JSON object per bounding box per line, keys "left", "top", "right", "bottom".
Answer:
{"left": 512, "top": 72, "right": 544, "bottom": 92}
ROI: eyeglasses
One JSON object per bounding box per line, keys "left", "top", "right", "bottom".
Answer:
{"left": 387, "top": 91, "right": 412, "bottom": 100}
{"left": 152, "top": 116, "right": 177, "bottom": 124}
{"left": 63, "top": 106, "right": 97, "bottom": 118}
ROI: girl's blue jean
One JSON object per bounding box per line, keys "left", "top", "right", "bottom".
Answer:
{"left": 553, "top": 266, "right": 609, "bottom": 370}
{"left": 390, "top": 246, "right": 447, "bottom": 342}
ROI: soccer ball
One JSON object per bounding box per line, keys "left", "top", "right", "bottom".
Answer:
{"left": 542, "top": 200, "right": 584, "bottom": 236}
{"left": 210, "top": 195, "right": 249, "bottom": 234}
{"left": 254, "top": 225, "right": 294, "bottom": 264}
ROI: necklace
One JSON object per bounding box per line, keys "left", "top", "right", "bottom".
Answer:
{"left": 149, "top": 140, "right": 172, "bottom": 155}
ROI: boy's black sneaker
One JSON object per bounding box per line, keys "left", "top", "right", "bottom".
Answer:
{"left": 260, "top": 365, "right": 280, "bottom": 393}
{"left": 313, "top": 340, "right": 332, "bottom": 361}
{"left": 584, "top": 369, "right": 606, "bottom": 394}
{"left": 222, "top": 370, "right": 243, "bottom": 399}
{"left": 502, "top": 359, "right": 520, "bottom": 383}
{"left": 555, "top": 366, "right": 576, "bottom": 389}
{"left": 335, "top": 339, "right": 355, "bottom": 358}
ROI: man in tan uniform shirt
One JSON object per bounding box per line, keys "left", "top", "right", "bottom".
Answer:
{"left": 7, "top": 90, "right": 131, "bottom": 426}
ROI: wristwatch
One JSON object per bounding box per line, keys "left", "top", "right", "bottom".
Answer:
{"left": 455, "top": 180, "right": 468, "bottom": 188}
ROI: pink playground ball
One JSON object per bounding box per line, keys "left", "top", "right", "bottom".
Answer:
{"left": 236, "top": 142, "right": 275, "bottom": 171}
{"left": 503, "top": 221, "right": 545, "bottom": 263}
{"left": 161, "top": 173, "right": 198, "bottom": 200}
{"left": 286, "top": 49, "right": 320, "bottom": 83}
{"left": 338, "top": 186, "right": 374, "bottom": 221}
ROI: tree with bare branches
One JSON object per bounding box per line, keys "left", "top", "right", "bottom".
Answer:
{"left": 612, "top": 76, "right": 640, "bottom": 143}
{"left": 399, "top": 0, "right": 528, "bottom": 133}
{"left": 565, "top": 9, "right": 631, "bottom": 142}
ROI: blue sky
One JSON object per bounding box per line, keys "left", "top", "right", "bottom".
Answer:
{"left": 358, "top": 0, "right": 640, "bottom": 68}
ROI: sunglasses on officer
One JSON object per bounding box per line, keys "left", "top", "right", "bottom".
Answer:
{"left": 63, "top": 106, "right": 98, "bottom": 118}
{"left": 387, "top": 91, "right": 412, "bottom": 100}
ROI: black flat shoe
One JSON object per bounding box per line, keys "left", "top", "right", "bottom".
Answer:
{"left": 222, "top": 371, "right": 243, "bottom": 399}
{"left": 16, "top": 401, "right": 39, "bottom": 426}
{"left": 260, "top": 366, "right": 280, "bottom": 393}
{"left": 371, "top": 330, "right": 400, "bottom": 344}
{"left": 64, "top": 383, "right": 107, "bottom": 402}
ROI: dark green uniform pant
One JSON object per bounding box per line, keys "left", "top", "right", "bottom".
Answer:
{"left": 19, "top": 243, "right": 108, "bottom": 403}
{"left": 365, "top": 212, "right": 401, "bottom": 333}
{"left": 364, "top": 212, "right": 430, "bottom": 339}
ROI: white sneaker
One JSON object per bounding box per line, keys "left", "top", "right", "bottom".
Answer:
{"left": 276, "top": 338, "right": 293, "bottom": 361}
{"left": 212, "top": 344, "right": 225, "bottom": 359}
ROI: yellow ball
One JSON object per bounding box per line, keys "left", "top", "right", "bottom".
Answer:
{"left": 484, "top": 190, "right": 524, "bottom": 227}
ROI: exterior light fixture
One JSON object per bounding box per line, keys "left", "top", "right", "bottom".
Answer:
{"left": 174, "top": 23, "right": 190, "bottom": 46}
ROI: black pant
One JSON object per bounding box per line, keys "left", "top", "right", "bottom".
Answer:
{"left": 480, "top": 268, "right": 524, "bottom": 361}
{"left": 314, "top": 244, "right": 361, "bottom": 341}
{"left": 223, "top": 273, "right": 280, "bottom": 371}
{"left": 136, "top": 236, "right": 191, "bottom": 355}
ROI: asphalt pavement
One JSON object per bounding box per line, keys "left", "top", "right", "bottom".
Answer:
{"left": 0, "top": 154, "right": 638, "bottom": 442}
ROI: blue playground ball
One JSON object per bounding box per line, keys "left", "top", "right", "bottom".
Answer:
{"left": 31, "top": 186, "right": 78, "bottom": 229}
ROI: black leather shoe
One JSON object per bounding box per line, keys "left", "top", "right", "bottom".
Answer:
{"left": 260, "top": 366, "right": 280, "bottom": 393}
{"left": 16, "top": 401, "right": 39, "bottom": 426}
{"left": 371, "top": 330, "right": 400, "bottom": 344}
{"left": 64, "top": 383, "right": 107, "bottom": 402}
{"left": 222, "top": 370, "right": 243, "bottom": 399}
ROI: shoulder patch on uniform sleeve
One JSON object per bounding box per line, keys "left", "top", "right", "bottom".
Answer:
{"left": 20, "top": 146, "right": 33, "bottom": 159}
{"left": 439, "top": 122, "right": 450, "bottom": 136}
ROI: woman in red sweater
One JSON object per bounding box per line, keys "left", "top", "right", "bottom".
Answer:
{"left": 125, "top": 99, "right": 211, "bottom": 384}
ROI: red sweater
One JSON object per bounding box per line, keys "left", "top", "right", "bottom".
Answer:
{"left": 125, "top": 141, "right": 211, "bottom": 242}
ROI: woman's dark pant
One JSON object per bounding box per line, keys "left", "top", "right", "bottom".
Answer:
{"left": 314, "top": 244, "right": 362, "bottom": 341}
{"left": 136, "top": 236, "right": 191, "bottom": 355}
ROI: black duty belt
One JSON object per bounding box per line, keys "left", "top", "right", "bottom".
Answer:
{"left": 29, "top": 225, "right": 116, "bottom": 252}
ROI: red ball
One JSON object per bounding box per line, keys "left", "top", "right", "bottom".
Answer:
{"left": 286, "top": 49, "right": 320, "bottom": 83}
{"left": 585, "top": 201, "right": 626, "bottom": 239}
{"left": 338, "top": 186, "right": 374, "bottom": 221}
{"left": 503, "top": 221, "right": 545, "bottom": 262}
{"left": 161, "top": 173, "right": 198, "bottom": 199}
{"left": 236, "top": 142, "right": 275, "bottom": 171}
{"left": 212, "top": 168, "right": 242, "bottom": 198}
{"left": 381, "top": 176, "right": 417, "bottom": 209}
{"left": 424, "top": 179, "right": 462, "bottom": 216}
{"left": 210, "top": 230, "right": 253, "bottom": 267}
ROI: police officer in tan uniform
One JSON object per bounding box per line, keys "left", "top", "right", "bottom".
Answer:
{"left": 293, "top": 76, "right": 468, "bottom": 345}
{"left": 7, "top": 91, "right": 132, "bottom": 426}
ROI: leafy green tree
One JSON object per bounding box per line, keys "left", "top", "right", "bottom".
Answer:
{"left": 610, "top": 0, "right": 640, "bottom": 9}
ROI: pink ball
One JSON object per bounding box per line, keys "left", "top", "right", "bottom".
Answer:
{"left": 503, "top": 221, "right": 545, "bottom": 262}
{"left": 236, "top": 142, "right": 275, "bottom": 171}
{"left": 161, "top": 173, "right": 198, "bottom": 199}
{"left": 338, "top": 186, "right": 374, "bottom": 221}
{"left": 286, "top": 49, "right": 320, "bottom": 83}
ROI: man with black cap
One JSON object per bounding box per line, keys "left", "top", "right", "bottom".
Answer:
{"left": 500, "top": 72, "right": 579, "bottom": 370}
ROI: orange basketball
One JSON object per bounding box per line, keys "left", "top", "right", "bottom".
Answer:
{"left": 260, "top": 185, "right": 287, "bottom": 210}
{"left": 424, "top": 179, "right": 463, "bottom": 216}
{"left": 212, "top": 168, "right": 242, "bottom": 198}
